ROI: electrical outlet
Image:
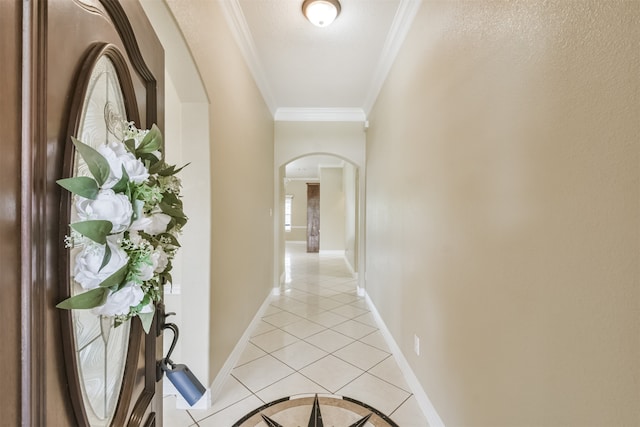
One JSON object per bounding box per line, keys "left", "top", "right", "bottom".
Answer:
{"left": 414, "top": 334, "right": 420, "bottom": 356}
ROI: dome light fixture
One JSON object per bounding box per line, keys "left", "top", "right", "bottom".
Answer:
{"left": 302, "top": 0, "right": 341, "bottom": 28}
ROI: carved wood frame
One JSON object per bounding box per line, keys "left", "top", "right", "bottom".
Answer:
{"left": 59, "top": 42, "right": 142, "bottom": 427}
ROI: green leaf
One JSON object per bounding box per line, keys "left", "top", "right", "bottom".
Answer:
{"left": 99, "top": 243, "right": 112, "bottom": 272}
{"left": 139, "top": 152, "right": 161, "bottom": 169}
{"left": 124, "top": 138, "right": 136, "bottom": 154}
{"left": 162, "top": 191, "right": 182, "bottom": 207}
{"left": 157, "top": 232, "right": 180, "bottom": 247}
{"left": 111, "top": 165, "right": 130, "bottom": 193}
{"left": 159, "top": 201, "right": 187, "bottom": 220}
{"left": 139, "top": 307, "right": 155, "bottom": 334}
{"left": 56, "top": 287, "right": 110, "bottom": 310}
{"left": 99, "top": 264, "right": 128, "bottom": 289}
{"left": 137, "top": 124, "right": 163, "bottom": 154}
{"left": 158, "top": 162, "right": 190, "bottom": 177}
{"left": 70, "top": 220, "right": 113, "bottom": 244}
{"left": 57, "top": 177, "right": 100, "bottom": 199}
{"left": 72, "top": 137, "right": 110, "bottom": 187}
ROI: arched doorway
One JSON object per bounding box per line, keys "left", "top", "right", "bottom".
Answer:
{"left": 282, "top": 154, "right": 359, "bottom": 271}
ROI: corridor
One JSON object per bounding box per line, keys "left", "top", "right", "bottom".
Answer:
{"left": 164, "top": 242, "right": 428, "bottom": 426}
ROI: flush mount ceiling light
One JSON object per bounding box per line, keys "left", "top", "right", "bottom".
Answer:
{"left": 302, "top": 0, "right": 341, "bottom": 27}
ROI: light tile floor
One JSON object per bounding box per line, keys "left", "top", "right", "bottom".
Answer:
{"left": 164, "top": 242, "right": 429, "bottom": 426}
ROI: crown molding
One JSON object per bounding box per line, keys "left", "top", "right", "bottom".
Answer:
{"left": 362, "top": 0, "right": 422, "bottom": 115}
{"left": 274, "top": 107, "right": 366, "bottom": 122}
{"left": 219, "top": 0, "right": 277, "bottom": 114}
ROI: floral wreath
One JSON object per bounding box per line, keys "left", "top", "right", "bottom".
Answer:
{"left": 56, "top": 122, "right": 187, "bottom": 333}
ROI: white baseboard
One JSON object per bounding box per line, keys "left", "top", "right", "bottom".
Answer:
{"left": 364, "top": 291, "right": 446, "bottom": 427}
{"left": 209, "top": 291, "right": 273, "bottom": 401}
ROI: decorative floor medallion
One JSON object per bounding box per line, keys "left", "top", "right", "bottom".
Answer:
{"left": 233, "top": 394, "right": 399, "bottom": 427}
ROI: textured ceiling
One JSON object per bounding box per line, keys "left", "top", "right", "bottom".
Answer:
{"left": 221, "top": 0, "right": 421, "bottom": 121}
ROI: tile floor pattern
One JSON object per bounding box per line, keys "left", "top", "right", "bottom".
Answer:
{"left": 164, "top": 243, "right": 429, "bottom": 426}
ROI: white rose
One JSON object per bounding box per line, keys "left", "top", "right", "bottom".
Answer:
{"left": 129, "top": 215, "right": 153, "bottom": 232}
{"left": 130, "top": 212, "right": 171, "bottom": 235}
{"left": 92, "top": 282, "right": 144, "bottom": 316}
{"left": 98, "top": 142, "right": 149, "bottom": 188}
{"left": 151, "top": 247, "right": 169, "bottom": 273}
{"left": 73, "top": 236, "right": 128, "bottom": 290}
{"left": 138, "top": 259, "right": 155, "bottom": 281}
{"left": 128, "top": 230, "right": 143, "bottom": 246}
{"left": 76, "top": 189, "right": 133, "bottom": 233}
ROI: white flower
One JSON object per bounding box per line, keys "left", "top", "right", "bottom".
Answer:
{"left": 73, "top": 236, "right": 128, "bottom": 290}
{"left": 137, "top": 259, "right": 155, "bottom": 281}
{"left": 92, "top": 282, "right": 144, "bottom": 316}
{"left": 130, "top": 211, "right": 171, "bottom": 235}
{"left": 98, "top": 141, "right": 149, "bottom": 187}
{"left": 129, "top": 215, "right": 153, "bottom": 232}
{"left": 76, "top": 189, "right": 133, "bottom": 233}
{"left": 151, "top": 246, "right": 169, "bottom": 273}
{"left": 128, "top": 230, "right": 143, "bottom": 246}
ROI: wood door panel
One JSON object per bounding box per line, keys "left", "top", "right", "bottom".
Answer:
{"left": 13, "top": 0, "right": 165, "bottom": 425}
{"left": 0, "top": 0, "right": 24, "bottom": 425}
{"left": 307, "top": 183, "right": 320, "bottom": 253}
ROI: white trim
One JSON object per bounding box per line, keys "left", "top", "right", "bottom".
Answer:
{"left": 275, "top": 107, "right": 366, "bottom": 122}
{"left": 209, "top": 292, "right": 274, "bottom": 401}
{"left": 343, "top": 255, "right": 357, "bottom": 279}
{"left": 365, "top": 291, "right": 446, "bottom": 427}
{"left": 219, "top": 0, "right": 277, "bottom": 114}
{"left": 362, "top": 0, "right": 422, "bottom": 114}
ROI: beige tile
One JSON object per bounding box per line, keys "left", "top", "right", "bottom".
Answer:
{"left": 299, "top": 355, "right": 364, "bottom": 393}
{"left": 315, "top": 298, "right": 345, "bottom": 311}
{"left": 255, "top": 372, "right": 330, "bottom": 404}
{"left": 281, "top": 318, "right": 327, "bottom": 339}
{"left": 306, "top": 311, "right": 349, "bottom": 328}
{"left": 359, "top": 330, "right": 390, "bottom": 352}
{"left": 286, "top": 304, "right": 325, "bottom": 317}
{"left": 329, "top": 304, "right": 369, "bottom": 319}
{"left": 250, "top": 320, "right": 277, "bottom": 337}
{"left": 328, "top": 293, "right": 361, "bottom": 304}
{"left": 304, "top": 329, "right": 354, "bottom": 353}
{"left": 333, "top": 341, "right": 390, "bottom": 371}
{"left": 352, "top": 311, "right": 377, "bottom": 327}
{"left": 368, "top": 355, "right": 411, "bottom": 392}
{"left": 250, "top": 328, "right": 299, "bottom": 353}
{"left": 232, "top": 355, "right": 294, "bottom": 392}
{"left": 187, "top": 376, "right": 251, "bottom": 421}
{"left": 263, "top": 304, "right": 283, "bottom": 316}
{"left": 262, "top": 310, "right": 304, "bottom": 327}
{"left": 271, "top": 340, "right": 328, "bottom": 370}
{"left": 390, "top": 395, "right": 430, "bottom": 427}
{"left": 348, "top": 299, "right": 370, "bottom": 310}
{"left": 337, "top": 372, "right": 410, "bottom": 416}
{"left": 163, "top": 395, "right": 196, "bottom": 427}
{"left": 235, "top": 342, "right": 267, "bottom": 367}
{"left": 196, "top": 394, "right": 264, "bottom": 426}
{"left": 331, "top": 319, "right": 377, "bottom": 339}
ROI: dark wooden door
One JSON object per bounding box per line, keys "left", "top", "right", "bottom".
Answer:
{"left": 1, "top": 0, "right": 165, "bottom": 425}
{"left": 307, "top": 183, "right": 320, "bottom": 253}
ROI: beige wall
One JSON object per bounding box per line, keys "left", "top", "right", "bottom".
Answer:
{"left": 319, "top": 167, "right": 346, "bottom": 252}
{"left": 344, "top": 162, "right": 357, "bottom": 272}
{"left": 366, "top": 1, "right": 640, "bottom": 426}
{"left": 166, "top": 0, "right": 274, "bottom": 380}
